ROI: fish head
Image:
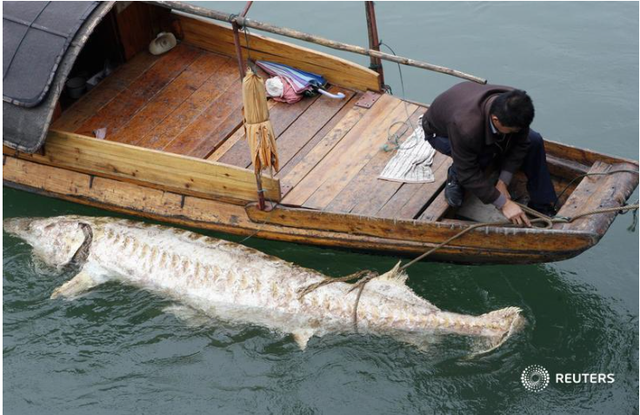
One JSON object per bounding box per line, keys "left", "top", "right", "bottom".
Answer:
{"left": 4, "top": 216, "right": 93, "bottom": 270}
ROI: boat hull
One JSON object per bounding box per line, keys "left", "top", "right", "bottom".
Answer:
{"left": 4, "top": 155, "right": 613, "bottom": 265}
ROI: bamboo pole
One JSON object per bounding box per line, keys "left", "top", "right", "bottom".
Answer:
{"left": 231, "top": 1, "right": 254, "bottom": 79}
{"left": 365, "top": 1, "right": 385, "bottom": 89}
{"left": 149, "top": 0, "right": 487, "bottom": 84}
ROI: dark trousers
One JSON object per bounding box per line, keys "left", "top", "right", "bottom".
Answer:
{"left": 427, "top": 129, "right": 557, "bottom": 205}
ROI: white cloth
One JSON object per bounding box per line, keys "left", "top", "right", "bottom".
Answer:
{"left": 265, "top": 77, "right": 284, "bottom": 98}
{"left": 378, "top": 123, "right": 436, "bottom": 183}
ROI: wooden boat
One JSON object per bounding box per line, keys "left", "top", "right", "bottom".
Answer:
{"left": 3, "top": 1, "right": 638, "bottom": 264}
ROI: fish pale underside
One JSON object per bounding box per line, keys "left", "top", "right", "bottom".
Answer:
{"left": 4, "top": 216, "right": 525, "bottom": 354}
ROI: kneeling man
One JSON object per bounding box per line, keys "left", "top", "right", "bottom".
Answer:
{"left": 422, "top": 82, "right": 557, "bottom": 226}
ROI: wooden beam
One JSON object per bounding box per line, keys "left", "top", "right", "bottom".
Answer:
{"left": 3, "top": 131, "right": 280, "bottom": 203}
{"left": 3, "top": 156, "right": 597, "bottom": 264}
{"left": 244, "top": 203, "right": 594, "bottom": 252}
{"left": 556, "top": 161, "right": 638, "bottom": 233}
{"left": 177, "top": 15, "right": 380, "bottom": 92}
{"left": 545, "top": 139, "right": 639, "bottom": 170}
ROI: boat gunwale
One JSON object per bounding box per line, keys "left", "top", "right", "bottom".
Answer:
{"left": 3, "top": 177, "right": 599, "bottom": 265}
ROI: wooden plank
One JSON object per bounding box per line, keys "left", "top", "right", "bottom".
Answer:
{"left": 187, "top": 110, "right": 244, "bottom": 159}
{"left": 545, "top": 139, "right": 639, "bottom": 171}
{"left": 418, "top": 190, "right": 450, "bottom": 222}
{"left": 3, "top": 156, "right": 597, "bottom": 264}
{"left": 162, "top": 56, "right": 284, "bottom": 158}
{"left": 178, "top": 15, "right": 380, "bottom": 92}
{"left": 206, "top": 125, "right": 245, "bottom": 163}
{"left": 276, "top": 93, "right": 361, "bottom": 181}
{"left": 243, "top": 203, "right": 595, "bottom": 252}
{"left": 376, "top": 154, "right": 453, "bottom": 219}
{"left": 278, "top": 104, "right": 368, "bottom": 197}
{"left": 75, "top": 43, "right": 202, "bottom": 137}
{"left": 396, "top": 156, "right": 453, "bottom": 219}
{"left": 554, "top": 161, "right": 637, "bottom": 233}
{"left": 325, "top": 106, "right": 424, "bottom": 214}
{"left": 115, "top": 2, "right": 158, "bottom": 60}
{"left": 546, "top": 154, "right": 589, "bottom": 179}
{"left": 4, "top": 155, "right": 93, "bottom": 196}
{"left": 5, "top": 155, "right": 608, "bottom": 264}
{"left": 137, "top": 59, "right": 240, "bottom": 150}
{"left": 108, "top": 52, "right": 230, "bottom": 145}
{"left": 556, "top": 161, "right": 611, "bottom": 225}
{"left": 216, "top": 94, "right": 321, "bottom": 168}
{"left": 206, "top": 99, "right": 278, "bottom": 162}
{"left": 185, "top": 71, "right": 285, "bottom": 158}
{"left": 5, "top": 131, "right": 280, "bottom": 202}
{"left": 302, "top": 100, "right": 418, "bottom": 209}
{"left": 574, "top": 162, "right": 638, "bottom": 234}
{"left": 52, "top": 52, "right": 160, "bottom": 132}
{"left": 245, "top": 86, "right": 355, "bottom": 169}
{"left": 162, "top": 78, "right": 244, "bottom": 157}
{"left": 282, "top": 94, "right": 399, "bottom": 206}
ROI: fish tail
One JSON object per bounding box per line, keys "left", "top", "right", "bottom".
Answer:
{"left": 467, "top": 307, "right": 526, "bottom": 358}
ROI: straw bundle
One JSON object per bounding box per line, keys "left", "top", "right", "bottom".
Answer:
{"left": 242, "top": 69, "right": 279, "bottom": 174}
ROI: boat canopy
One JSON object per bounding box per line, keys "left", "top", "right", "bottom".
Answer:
{"left": 3, "top": 1, "right": 114, "bottom": 153}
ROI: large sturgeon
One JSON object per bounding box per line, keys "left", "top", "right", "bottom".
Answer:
{"left": 4, "top": 216, "right": 524, "bottom": 352}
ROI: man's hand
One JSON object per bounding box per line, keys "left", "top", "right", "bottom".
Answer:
{"left": 500, "top": 199, "right": 531, "bottom": 227}
{"left": 496, "top": 179, "right": 511, "bottom": 200}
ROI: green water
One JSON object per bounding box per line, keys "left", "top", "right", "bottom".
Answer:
{"left": 3, "top": 2, "right": 638, "bottom": 414}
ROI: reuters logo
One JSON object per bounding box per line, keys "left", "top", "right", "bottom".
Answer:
{"left": 521, "top": 365, "right": 550, "bottom": 392}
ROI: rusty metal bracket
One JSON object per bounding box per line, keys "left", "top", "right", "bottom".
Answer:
{"left": 355, "top": 91, "right": 382, "bottom": 109}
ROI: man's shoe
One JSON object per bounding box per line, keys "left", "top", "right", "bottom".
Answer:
{"left": 445, "top": 166, "right": 465, "bottom": 208}
{"left": 528, "top": 202, "right": 557, "bottom": 217}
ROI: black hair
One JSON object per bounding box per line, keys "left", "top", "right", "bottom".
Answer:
{"left": 490, "top": 89, "right": 534, "bottom": 128}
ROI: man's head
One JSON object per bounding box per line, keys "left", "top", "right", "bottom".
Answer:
{"left": 489, "top": 90, "right": 534, "bottom": 134}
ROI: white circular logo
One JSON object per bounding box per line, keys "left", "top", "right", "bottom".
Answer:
{"left": 521, "top": 365, "right": 550, "bottom": 392}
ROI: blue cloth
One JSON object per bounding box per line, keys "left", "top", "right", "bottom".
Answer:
{"left": 427, "top": 129, "right": 557, "bottom": 205}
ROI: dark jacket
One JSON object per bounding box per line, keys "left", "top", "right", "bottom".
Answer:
{"left": 422, "top": 82, "right": 531, "bottom": 204}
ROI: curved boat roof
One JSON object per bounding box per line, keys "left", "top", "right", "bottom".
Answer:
{"left": 3, "top": 1, "right": 114, "bottom": 153}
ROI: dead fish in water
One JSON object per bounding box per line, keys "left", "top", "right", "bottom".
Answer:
{"left": 4, "top": 216, "right": 525, "bottom": 352}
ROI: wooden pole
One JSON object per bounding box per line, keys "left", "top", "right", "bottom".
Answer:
{"left": 232, "top": 22, "right": 246, "bottom": 79}
{"left": 149, "top": 1, "right": 487, "bottom": 84}
{"left": 230, "top": 1, "right": 266, "bottom": 209}
{"left": 364, "top": 1, "right": 385, "bottom": 89}
{"left": 231, "top": 1, "right": 253, "bottom": 79}
{"left": 255, "top": 169, "right": 266, "bottom": 210}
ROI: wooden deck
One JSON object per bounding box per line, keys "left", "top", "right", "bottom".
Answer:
{"left": 53, "top": 43, "right": 453, "bottom": 222}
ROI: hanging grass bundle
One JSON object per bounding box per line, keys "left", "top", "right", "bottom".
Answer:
{"left": 242, "top": 69, "right": 279, "bottom": 175}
